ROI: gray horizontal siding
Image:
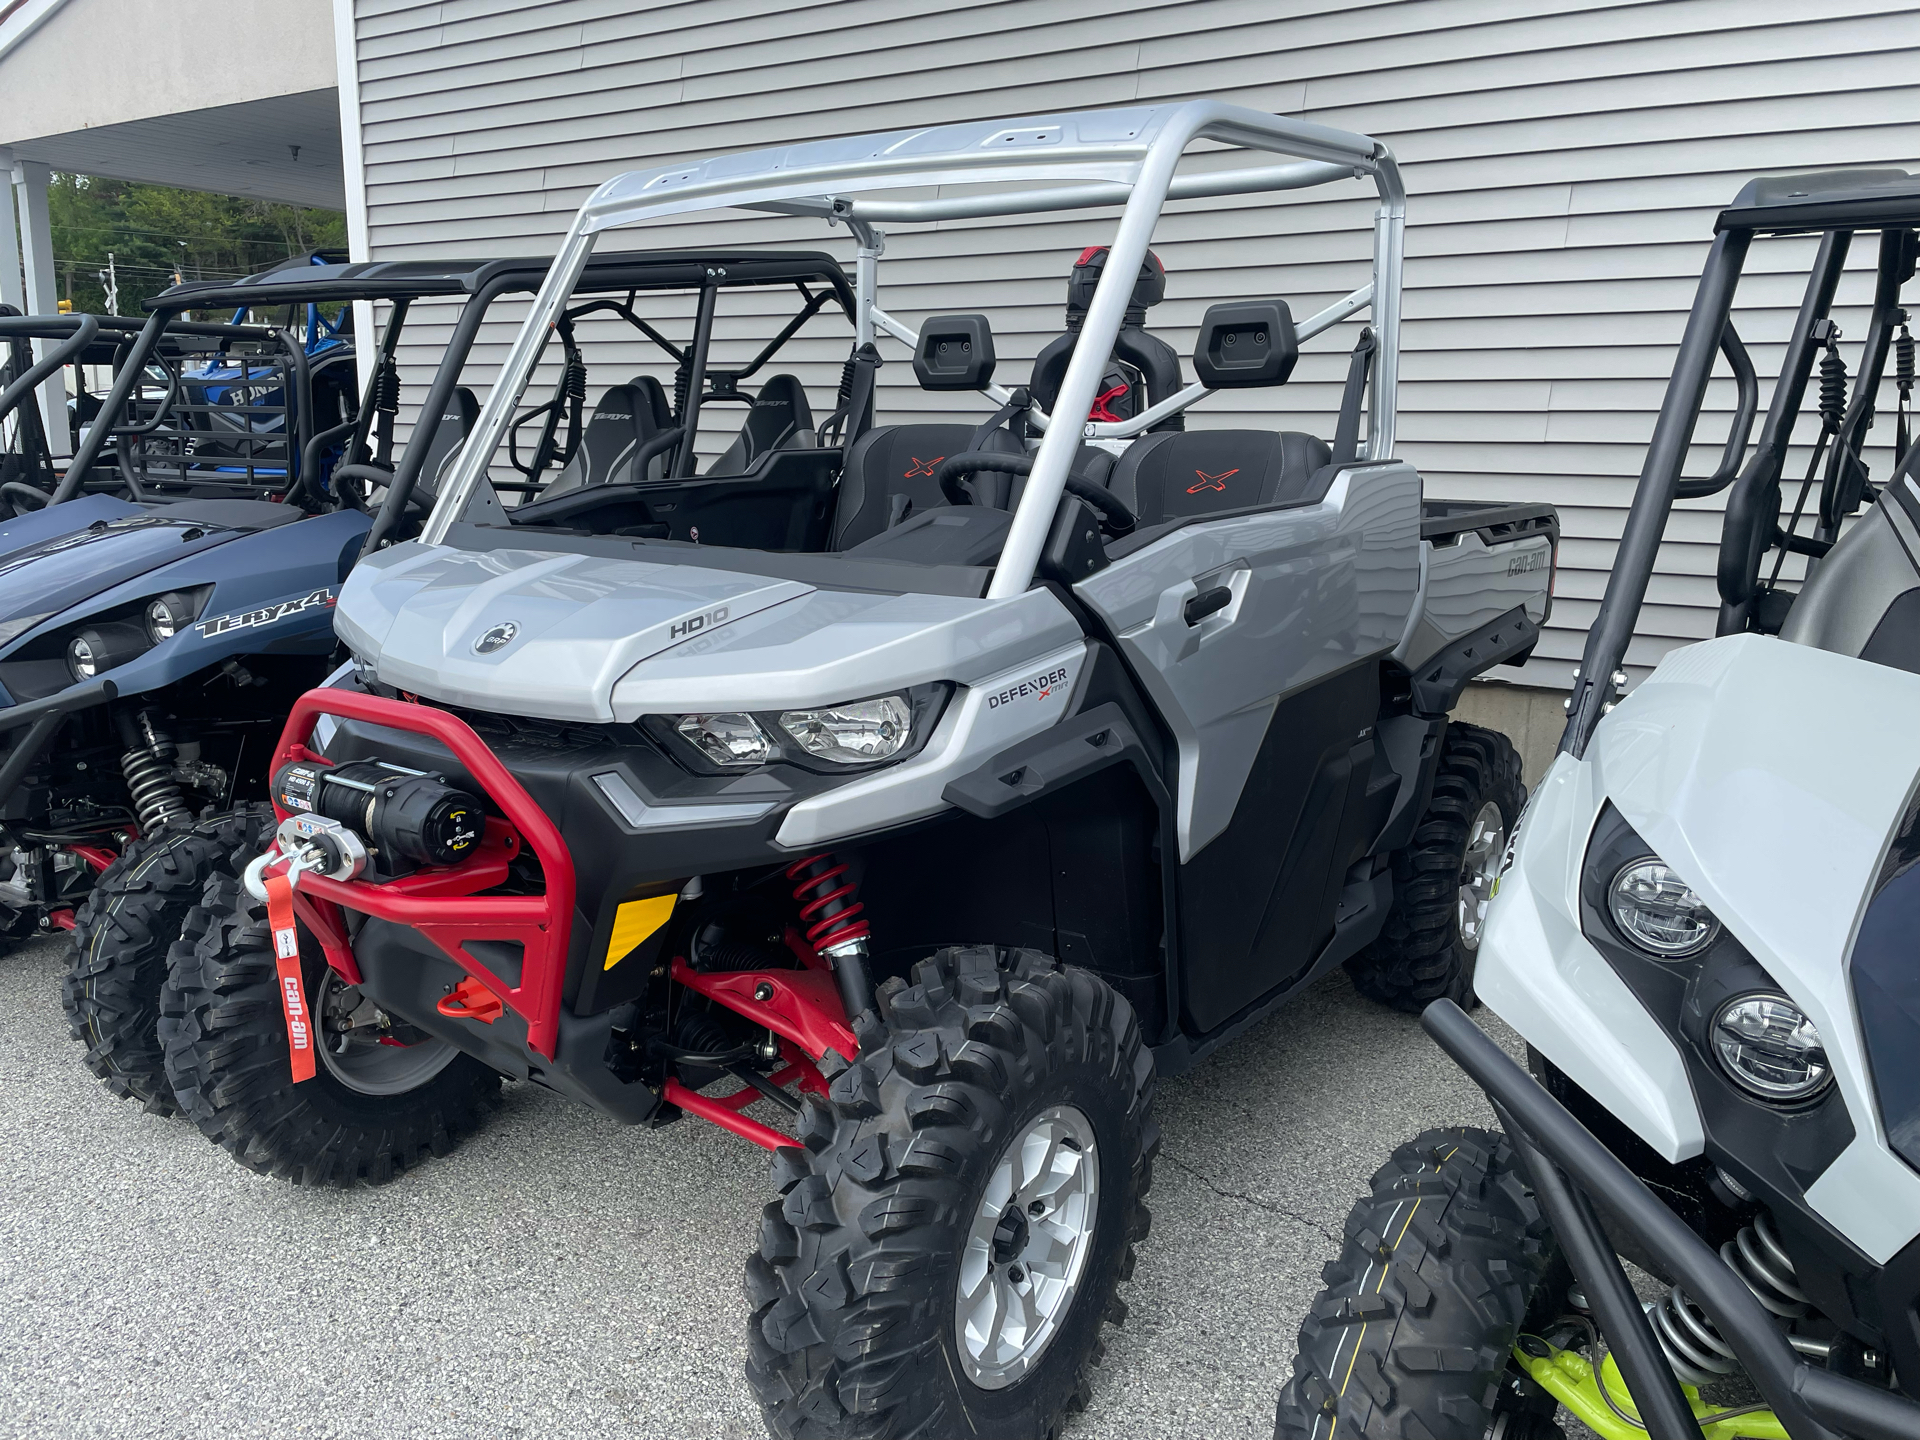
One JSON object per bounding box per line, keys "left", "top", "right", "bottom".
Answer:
{"left": 348, "top": 0, "right": 1920, "bottom": 686}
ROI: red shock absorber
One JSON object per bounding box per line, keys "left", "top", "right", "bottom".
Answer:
{"left": 786, "top": 852, "right": 876, "bottom": 1026}
{"left": 785, "top": 852, "right": 869, "bottom": 954}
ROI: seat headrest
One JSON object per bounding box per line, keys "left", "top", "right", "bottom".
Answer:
{"left": 1067, "top": 246, "right": 1167, "bottom": 324}
{"left": 1108, "top": 430, "right": 1334, "bottom": 524}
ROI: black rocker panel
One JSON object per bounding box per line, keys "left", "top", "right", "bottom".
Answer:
{"left": 1176, "top": 660, "right": 1382, "bottom": 1033}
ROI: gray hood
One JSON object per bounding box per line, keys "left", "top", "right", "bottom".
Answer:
{"left": 336, "top": 543, "right": 811, "bottom": 721}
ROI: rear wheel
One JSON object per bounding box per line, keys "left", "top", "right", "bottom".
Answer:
{"left": 745, "top": 945, "right": 1156, "bottom": 1439}
{"left": 1347, "top": 721, "right": 1523, "bottom": 1012}
{"left": 159, "top": 858, "right": 501, "bottom": 1186}
{"left": 61, "top": 807, "right": 272, "bottom": 1114}
{"left": 1275, "top": 1127, "right": 1565, "bottom": 1440}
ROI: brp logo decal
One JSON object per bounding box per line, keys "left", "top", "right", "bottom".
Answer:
{"left": 474, "top": 621, "right": 519, "bottom": 654}
{"left": 903, "top": 456, "right": 945, "bottom": 478}
{"left": 1186, "top": 468, "right": 1239, "bottom": 494}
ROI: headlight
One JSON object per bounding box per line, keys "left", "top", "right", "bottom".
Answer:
{"left": 780, "top": 695, "right": 911, "bottom": 765}
{"left": 1713, "top": 994, "right": 1831, "bottom": 1102}
{"left": 144, "top": 591, "right": 205, "bottom": 641}
{"left": 674, "top": 712, "right": 771, "bottom": 767}
{"left": 66, "top": 621, "right": 152, "bottom": 682}
{"left": 1608, "top": 858, "right": 1720, "bottom": 958}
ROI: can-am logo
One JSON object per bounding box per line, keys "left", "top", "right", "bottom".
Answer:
{"left": 669, "top": 605, "right": 729, "bottom": 639}
{"left": 987, "top": 665, "right": 1070, "bottom": 709}
{"left": 196, "top": 588, "right": 334, "bottom": 638}
{"left": 1507, "top": 548, "right": 1548, "bottom": 576}
{"left": 474, "top": 621, "right": 519, "bottom": 654}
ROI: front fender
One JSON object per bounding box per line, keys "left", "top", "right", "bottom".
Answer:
{"left": 1477, "top": 749, "right": 1707, "bottom": 1161}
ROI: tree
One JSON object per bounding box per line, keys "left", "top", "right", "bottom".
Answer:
{"left": 47, "top": 174, "right": 347, "bottom": 316}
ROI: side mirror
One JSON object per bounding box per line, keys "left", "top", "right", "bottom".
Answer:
{"left": 1192, "top": 300, "right": 1298, "bottom": 388}
{"left": 914, "top": 314, "right": 996, "bottom": 390}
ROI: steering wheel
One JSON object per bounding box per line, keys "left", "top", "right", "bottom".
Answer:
{"left": 930, "top": 450, "right": 1136, "bottom": 537}
{"left": 331, "top": 462, "right": 433, "bottom": 516}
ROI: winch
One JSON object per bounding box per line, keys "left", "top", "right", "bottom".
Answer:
{"left": 271, "top": 757, "right": 483, "bottom": 875}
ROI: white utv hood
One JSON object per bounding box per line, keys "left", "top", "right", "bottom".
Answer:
{"left": 336, "top": 544, "right": 812, "bottom": 721}
{"left": 1478, "top": 632, "right": 1920, "bottom": 1261}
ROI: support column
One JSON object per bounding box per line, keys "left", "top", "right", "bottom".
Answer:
{"left": 12, "top": 158, "right": 70, "bottom": 457}
{"left": 0, "top": 147, "right": 23, "bottom": 314}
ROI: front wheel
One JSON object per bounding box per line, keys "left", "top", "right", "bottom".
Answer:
{"left": 745, "top": 945, "right": 1157, "bottom": 1439}
{"left": 159, "top": 861, "right": 501, "bottom": 1186}
{"left": 61, "top": 806, "right": 273, "bottom": 1114}
{"left": 1276, "top": 1127, "right": 1566, "bottom": 1440}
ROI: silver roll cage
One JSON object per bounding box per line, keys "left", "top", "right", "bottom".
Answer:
{"left": 422, "top": 101, "right": 1406, "bottom": 601}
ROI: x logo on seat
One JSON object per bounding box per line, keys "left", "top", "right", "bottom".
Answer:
{"left": 1186, "top": 468, "right": 1239, "bottom": 494}
{"left": 904, "top": 455, "right": 944, "bottom": 478}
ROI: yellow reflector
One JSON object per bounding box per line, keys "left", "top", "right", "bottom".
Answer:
{"left": 605, "top": 893, "right": 677, "bottom": 970}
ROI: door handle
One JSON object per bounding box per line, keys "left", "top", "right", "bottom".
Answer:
{"left": 1183, "top": 585, "right": 1233, "bottom": 626}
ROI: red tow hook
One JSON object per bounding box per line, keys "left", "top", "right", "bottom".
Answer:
{"left": 437, "top": 975, "right": 505, "bottom": 1024}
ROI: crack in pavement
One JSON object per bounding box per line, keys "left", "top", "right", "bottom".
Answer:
{"left": 1161, "top": 1152, "right": 1342, "bottom": 1247}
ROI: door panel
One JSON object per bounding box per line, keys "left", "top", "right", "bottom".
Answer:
{"left": 1173, "top": 660, "right": 1382, "bottom": 1033}
{"left": 1075, "top": 461, "right": 1420, "bottom": 860}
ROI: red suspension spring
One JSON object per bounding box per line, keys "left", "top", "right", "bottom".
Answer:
{"left": 786, "top": 852, "right": 869, "bottom": 954}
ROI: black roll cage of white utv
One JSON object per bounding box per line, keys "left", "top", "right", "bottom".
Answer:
{"left": 1563, "top": 172, "right": 1920, "bottom": 757}
{"left": 419, "top": 100, "right": 1409, "bottom": 596}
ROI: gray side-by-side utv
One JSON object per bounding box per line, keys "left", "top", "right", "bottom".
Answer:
{"left": 1278, "top": 171, "right": 1920, "bottom": 1440}
{"left": 171, "top": 103, "right": 1557, "bottom": 1437}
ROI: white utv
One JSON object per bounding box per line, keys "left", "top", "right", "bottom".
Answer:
{"left": 1278, "top": 171, "right": 1920, "bottom": 1440}
{"left": 168, "top": 103, "right": 1556, "bottom": 1438}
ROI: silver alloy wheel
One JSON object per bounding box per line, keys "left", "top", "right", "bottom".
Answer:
{"left": 314, "top": 969, "right": 460, "bottom": 1096}
{"left": 1457, "top": 799, "right": 1507, "bottom": 953}
{"left": 954, "top": 1103, "right": 1100, "bottom": 1390}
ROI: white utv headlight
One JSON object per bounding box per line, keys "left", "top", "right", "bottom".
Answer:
{"left": 1712, "top": 994, "right": 1831, "bottom": 1102}
{"left": 780, "top": 695, "right": 911, "bottom": 765}
{"left": 674, "top": 712, "right": 771, "bottom": 767}
{"left": 1608, "top": 858, "right": 1720, "bottom": 958}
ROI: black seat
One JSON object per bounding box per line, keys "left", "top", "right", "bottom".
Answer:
{"left": 408, "top": 386, "right": 479, "bottom": 502}
{"left": 544, "top": 377, "right": 672, "bottom": 498}
{"left": 829, "top": 423, "right": 1023, "bottom": 549}
{"left": 707, "top": 373, "right": 814, "bottom": 476}
{"left": 1107, "top": 430, "right": 1333, "bottom": 525}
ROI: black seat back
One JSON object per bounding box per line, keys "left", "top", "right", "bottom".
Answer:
{"left": 409, "top": 386, "right": 480, "bottom": 500}
{"left": 1108, "top": 430, "right": 1333, "bottom": 525}
{"left": 544, "top": 378, "right": 672, "bottom": 497}
{"left": 1029, "top": 246, "right": 1185, "bottom": 428}
{"left": 829, "top": 423, "right": 1022, "bottom": 549}
{"left": 708, "top": 373, "right": 814, "bottom": 476}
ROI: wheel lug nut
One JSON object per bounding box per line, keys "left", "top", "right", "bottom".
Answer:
{"left": 1008, "top": 1265, "right": 1025, "bottom": 1283}
{"left": 1028, "top": 1200, "right": 1044, "bottom": 1216}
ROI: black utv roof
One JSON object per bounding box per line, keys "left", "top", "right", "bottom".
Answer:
{"left": 147, "top": 249, "right": 855, "bottom": 314}
{"left": 1717, "top": 168, "right": 1920, "bottom": 235}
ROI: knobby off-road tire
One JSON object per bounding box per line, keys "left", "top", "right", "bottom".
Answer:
{"left": 1348, "top": 722, "right": 1524, "bottom": 1012}
{"left": 1276, "top": 1127, "right": 1566, "bottom": 1440}
{"left": 746, "top": 945, "right": 1157, "bottom": 1439}
{"left": 61, "top": 806, "right": 274, "bottom": 1114}
{"left": 159, "top": 859, "right": 501, "bottom": 1186}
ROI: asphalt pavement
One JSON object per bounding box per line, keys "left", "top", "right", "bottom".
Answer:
{"left": 0, "top": 935, "right": 1517, "bottom": 1439}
